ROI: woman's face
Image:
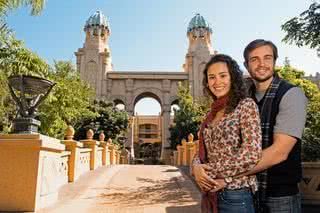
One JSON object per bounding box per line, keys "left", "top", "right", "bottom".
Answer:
{"left": 207, "top": 62, "right": 231, "bottom": 99}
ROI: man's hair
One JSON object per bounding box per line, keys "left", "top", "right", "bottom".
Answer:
{"left": 202, "top": 54, "right": 247, "bottom": 113}
{"left": 243, "top": 39, "right": 278, "bottom": 65}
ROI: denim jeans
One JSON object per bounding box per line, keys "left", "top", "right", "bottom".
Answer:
{"left": 218, "top": 188, "right": 255, "bottom": 213}
{"left": 263, "top": 193, "right": 301, "bottom": 213}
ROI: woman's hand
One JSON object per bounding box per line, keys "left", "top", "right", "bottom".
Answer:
{"left": 209, "top": 178, "right": 227, "bottom": 192}
{"left": 193, "top": 164, "right": 217, "bottom": 192}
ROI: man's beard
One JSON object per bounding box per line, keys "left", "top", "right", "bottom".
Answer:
{"left": 250, "top": 67, "right": 274, "bottom": 83}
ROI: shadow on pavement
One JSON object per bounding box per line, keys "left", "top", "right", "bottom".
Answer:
{"left": 166, "top": 204, "right": 201, "bottom": 213}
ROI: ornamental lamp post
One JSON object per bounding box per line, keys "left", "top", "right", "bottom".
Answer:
{"left": 8, "top": 75, "right": 55, "bottom": 134}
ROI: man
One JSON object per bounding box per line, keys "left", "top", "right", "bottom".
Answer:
{"left": 242, "top": 39, "right": 307, "bottom": 212}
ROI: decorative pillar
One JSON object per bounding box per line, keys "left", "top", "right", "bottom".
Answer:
{"left": 98, "top": 131, "right": 108, "bottom": 166}
{"left": 80, "top": 129, "right": 99, "bottom": 170}
{"left": 182, "top": 139, "right": 188, "bottom": 166}
{"left": 107, "top": 139, "right": 115, "bottom": 165}
{"left": 176, "top": 144, "right": 183, "bottom": 166}
{"left": 160, "top": 105, "right": 171, "bottom": 162}
{"left": 61, "top": 126, "right": 83, "bottom": 182}
{"left": 127, "top": 115, "right": 135, "bottom": 159}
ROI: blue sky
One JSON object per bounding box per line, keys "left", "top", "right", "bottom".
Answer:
{"left": 7, "top": 0, "right": 320, "bottom": 115}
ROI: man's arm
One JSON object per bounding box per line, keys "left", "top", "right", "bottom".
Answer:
{"left": 238, "top": 133, "right": 297, "bottom": 176}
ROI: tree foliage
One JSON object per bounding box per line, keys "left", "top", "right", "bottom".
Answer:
{"left": 282, "top": 2, "right": 320, "bottom": 54}
{"left": 0, "top": 34, "right": 48, "bottom": 132}
{"left": 74, "top": 100, "right": 129, "bottom": 141}
{"left": 276, "top": 64, "right": 320, "bottom": 161}
{"left": 0, "top": 33, "right": 97, "bottom": 138}
{"left": 38, "top": 61, "right": 96, "bottom": 139}
{"left": 169, "top": 82, "right": 209, "bottom": 149}
{"left": 0, "top": 0, "right": 46, "bottom": 34}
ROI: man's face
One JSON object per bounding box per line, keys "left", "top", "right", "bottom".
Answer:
{"left": 246, "top": 45, "right": 275, "bottom": 82}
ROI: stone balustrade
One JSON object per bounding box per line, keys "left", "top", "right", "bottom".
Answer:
{"left": 172, "top": 133, "right": 198, "bottom": 166}
{"left": 0, "top": 126, "right": 129, "bottom": 212}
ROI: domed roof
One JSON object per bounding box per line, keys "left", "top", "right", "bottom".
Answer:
{"left": 84, "top": 10, "right": 109, "bottom": 29}
{"left": 187, "top": 13, "right": 212, "bottom": 33}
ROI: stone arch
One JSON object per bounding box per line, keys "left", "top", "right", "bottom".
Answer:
{"left": 110, "top": 95, "right": 127, "bottom": 106}
{"left": 132, "top": 87, "right": 164, "bottom": 108}
{"left": 169, "top": 96, "right": 179, "bottom": 106}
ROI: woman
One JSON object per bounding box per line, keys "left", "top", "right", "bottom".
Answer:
{"left": 192, "top": 54, "right": 262, "bottom": 213}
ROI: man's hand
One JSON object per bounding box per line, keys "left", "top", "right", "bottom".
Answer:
{"left": 193, "top": 164, "right": 218, "bottom": 192}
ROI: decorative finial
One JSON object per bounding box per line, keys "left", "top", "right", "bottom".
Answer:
{"left": 99, "top": 130, "right": 105, "bottom": 141}
{"left": 86, "top": 129, "right": 94, "bottom": 140}
{"left": 65, "top": 125, "right": 75, "bottom": 140}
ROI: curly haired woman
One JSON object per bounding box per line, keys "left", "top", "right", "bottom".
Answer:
{"left": 192, "top": 54, "right": 262, "bottom": 213}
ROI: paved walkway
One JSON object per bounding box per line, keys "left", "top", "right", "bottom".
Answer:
{"left": 38, "top": 165, "right": 201, "bottom": 213}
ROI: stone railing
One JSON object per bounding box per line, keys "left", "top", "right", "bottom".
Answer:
{"left": 300, "top": 162, "right": 320, "bottom": 204}
{"left": 0, "top": 126, "right": 129, "bottom": 212}
{"left": 172, "top": 133, "right": 198, "bottom": 166}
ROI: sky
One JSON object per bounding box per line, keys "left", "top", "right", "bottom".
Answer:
{"left": 7, "top": 0, "right": 320, "bottom": 115}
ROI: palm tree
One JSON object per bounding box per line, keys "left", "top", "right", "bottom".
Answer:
{"left": 0, "top": 0, "right": 46, "bottom": 34}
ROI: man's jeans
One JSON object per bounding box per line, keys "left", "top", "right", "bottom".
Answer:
{"left": 217, "top": 188, "right": 255, "bottom": 213}
{"left": 263, "top": 193, "right": 301, "bottom": 213}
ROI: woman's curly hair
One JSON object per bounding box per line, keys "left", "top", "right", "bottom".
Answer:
{"left": 203, "top": 54, "right": 247, "bottom": 113}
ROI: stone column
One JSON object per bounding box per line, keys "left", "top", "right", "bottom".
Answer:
{"left": 127, "top": 114, "right": 135, "bottom": 159}
{"left": 80, "top": 129, "right": 99, "bottom": 170}
{"left": 61, "top": 126, "right": 83, "bottom": 182}
{"left": 98, "top": 131, "right": 107, "bottom": 166}
{"left": 181, "top": 139, "right": 188, "bottom": 166}
{"left": 160, "top": 105, "right": 171, "bottom": 162}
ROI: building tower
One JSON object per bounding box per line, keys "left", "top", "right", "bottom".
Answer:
{"left": 75, "top": 10, "right": 112, "bottom": 97}
{"left": 183, "top": 13, "right": 216, "bottom": 98}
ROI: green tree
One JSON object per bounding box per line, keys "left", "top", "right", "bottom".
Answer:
{"left": 0, "top": 35, "right": 49, "bottom": 77}
{"left": 169, "top": 82, "right": 208, "bottom": 149}
{"left": 38, "top": 61, "right": 96, "bottom": 139}
{"left": 281, "top": 2, "right": 320, "bottom": 55}
{"left": 74, "top": 100, "right": 129, "bottom": 141}
{"left": 276, "top": 64, "right": 320, "bottom": 161}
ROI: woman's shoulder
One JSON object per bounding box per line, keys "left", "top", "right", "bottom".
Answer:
{"left": 240, "top": 97, "right": 256, "bottom": 105}
{"left": 237, "top": 98, "right": 258, "bottom": 111}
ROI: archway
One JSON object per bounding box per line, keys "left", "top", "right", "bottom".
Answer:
{"left": 132, "top": 92, "right": 162, "bottom": 164}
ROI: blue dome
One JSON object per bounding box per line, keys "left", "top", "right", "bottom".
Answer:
{"left": 84, "top": 10, "right": 109, "bottom": 29}
{"left": 187, "top": 13, "right": 212, "bottom": 33}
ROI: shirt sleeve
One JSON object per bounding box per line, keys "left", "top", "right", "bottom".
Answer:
{"left": 190, "top": 153, "right": 201, "bottom": 176}
{"left": 274, "top": 87, "right": 308, "bottom": 139}
{"left": 207, "top": 98, "right": 262, "bottom": 178}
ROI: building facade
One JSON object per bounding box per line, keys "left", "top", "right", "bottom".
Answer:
{"left": 75, "top": 11, "right": 216, "bottom": 160}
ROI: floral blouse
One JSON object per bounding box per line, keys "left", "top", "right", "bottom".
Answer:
{"left": 193, "top": 98, "right": 262, "bottom": 191}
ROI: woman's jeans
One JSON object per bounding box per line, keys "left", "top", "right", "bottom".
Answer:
{"left": 218, "top": 188, "right": 255, "bottom": 213}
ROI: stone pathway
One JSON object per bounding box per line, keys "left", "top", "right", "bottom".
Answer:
{"left": 38, "top": 165, "right": 201, "bottom": 213}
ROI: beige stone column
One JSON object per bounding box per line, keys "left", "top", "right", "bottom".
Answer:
{"left": 61, "top": 126, "right": 83, "bottom": 182}
{"left": 173, "top": 150, "right": 178, "bottom": 166}
{"left": 160, "top": 105, "right": 171, "bottom": 162}
{"left": 182, "top": 139, "right": 188, "bottom": 166}
{"left": 127, "top": 113, "right": 135, "bottom": 159}
{"left": 0, "top": 134, "right": 65, "bottom": 212}
{"left": 176, "top": 144, "right": 183, "bottom": 166}
{"left": 98, "top": 131, "right": 107, "bottom": 166}
{"left": 80, "top": 129, "right": 99, "bottom": 170}
{"left": 108, "top": 141, "right": 115, "bottom": 165}
{"left": 187, "top": 133, "right": 195, "bottom": 165}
